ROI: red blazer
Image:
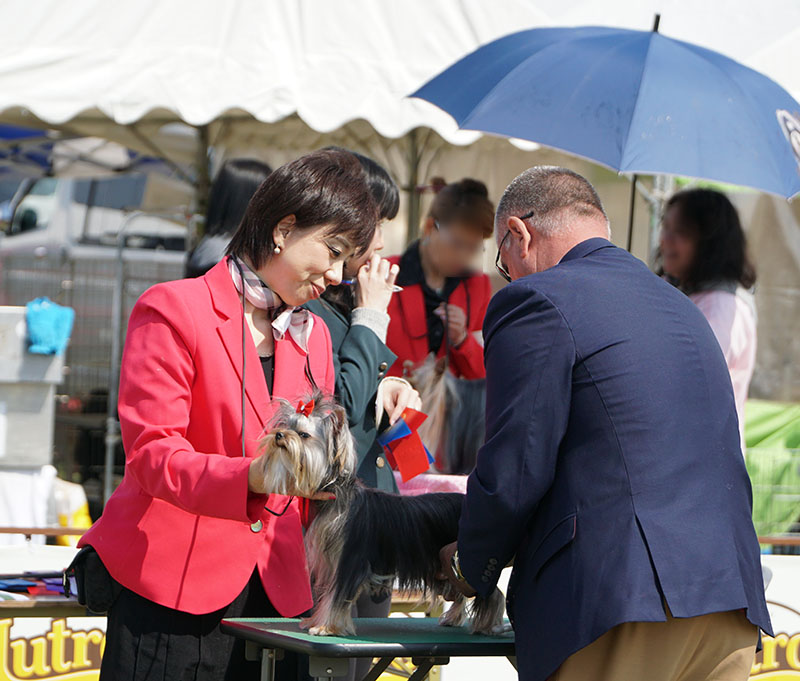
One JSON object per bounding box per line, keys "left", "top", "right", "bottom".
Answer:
{"left": 78, "top": 259, "right": 334, "bottom": 616}
{"left": 385, "top": 254, "right": 490, "bottom": 380}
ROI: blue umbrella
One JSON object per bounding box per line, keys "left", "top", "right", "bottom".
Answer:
{"left": 412, "top": 18, "right": 800, "bottom": 245}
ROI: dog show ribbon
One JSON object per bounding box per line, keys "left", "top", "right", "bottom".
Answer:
{"left": 376, "top": 408, "right": 434, "bottom": 482}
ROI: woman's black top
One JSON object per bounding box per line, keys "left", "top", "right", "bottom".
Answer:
{"left": 260, "top": 354, "right": 275, "bottom": 394}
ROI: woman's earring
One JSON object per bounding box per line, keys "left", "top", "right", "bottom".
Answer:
{"left": 274, "top": 245, "right": 282, "bottom": 255}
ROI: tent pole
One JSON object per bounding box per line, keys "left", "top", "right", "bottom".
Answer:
{"left": 406, "top": 129, "right": 421, "bottom": 245}
{"left": 626, "top": 173, "right": 638, "bottom": 252}
{"left": 194, "top": 125, "right": 211, "bottom": 230}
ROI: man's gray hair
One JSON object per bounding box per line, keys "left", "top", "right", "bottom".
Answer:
{"left": 495, "top": 166, "right": 609, "bottom": 237}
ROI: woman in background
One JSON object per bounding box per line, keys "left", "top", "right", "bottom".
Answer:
{"left": 386, "top": 178, "right": 494, "bottom": 473}
{"left": 185, "top": 158, "right": 272, "bottom": 277}
{"left": 659, "top": 187, "right": 757, "bottom": 447}
{"left": 386, "top": 178, "right": 494, "bottom": 380}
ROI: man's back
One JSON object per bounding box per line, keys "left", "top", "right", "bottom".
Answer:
{"left": 458, "top": 238, "right": 770, "bottom": 681}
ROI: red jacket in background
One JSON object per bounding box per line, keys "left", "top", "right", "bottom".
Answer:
{"left": 79, "top": 258, "right": 334, "bottom": 616}
{"left": 385, "top": 248, "right": 490, "bottom": 379}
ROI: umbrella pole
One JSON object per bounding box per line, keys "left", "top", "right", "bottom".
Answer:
{"left": 626, "top": 173, "right": 638, "bottom": 252}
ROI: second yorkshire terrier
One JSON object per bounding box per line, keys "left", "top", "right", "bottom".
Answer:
{"left": 258, "top": 393, "right": 506, "bottom": 637}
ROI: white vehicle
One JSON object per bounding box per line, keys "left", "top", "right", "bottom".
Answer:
{"left": 0, "top": 173, "right": 191, "bottom": 513}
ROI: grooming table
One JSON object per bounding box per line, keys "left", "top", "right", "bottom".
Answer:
{"left": 221, "top": 617, "right": 516, "bottom": 681}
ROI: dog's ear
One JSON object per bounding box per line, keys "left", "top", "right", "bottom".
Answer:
{"left": 326, "top": 404, "right": 355, "bottom": 475}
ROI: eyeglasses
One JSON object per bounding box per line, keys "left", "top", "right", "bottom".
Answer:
{"left": 495, "top": 210, "right": 534, "bottom": 283}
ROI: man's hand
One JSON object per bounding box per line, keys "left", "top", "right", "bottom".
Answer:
{"left": 437, "top": 541, "right": 477, "bottom": 599}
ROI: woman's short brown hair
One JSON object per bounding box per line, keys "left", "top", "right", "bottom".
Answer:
{"left": 428, "top": 177, "right": 494, "bottom": 239}
{"left": 227, "top": 149, "right": 378, "bottom": 269}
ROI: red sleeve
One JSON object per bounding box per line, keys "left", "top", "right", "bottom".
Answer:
{"left": 450, "top": 274, "right": 491, "bottom": 379}
{"left": 118, "top": 284, "right": 265, "bottom": 523}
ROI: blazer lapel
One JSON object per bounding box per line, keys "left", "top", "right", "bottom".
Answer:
{"left": 206, "top": 259, "right": 273, "bottom": 432}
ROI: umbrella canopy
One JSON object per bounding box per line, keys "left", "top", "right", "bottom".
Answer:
{"left": 412, "top": 24, "right": 800, "bottom": 199}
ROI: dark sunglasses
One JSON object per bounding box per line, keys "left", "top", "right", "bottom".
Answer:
{"left": 495, "top": 210, "right": 534, "bottom": 282}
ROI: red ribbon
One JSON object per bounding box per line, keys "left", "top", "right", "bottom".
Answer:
{"left": 296, "top": 399, "right": 315, "bottom": 416}
{"left": 380, "top": 408, "right": 430, "bottom": 482}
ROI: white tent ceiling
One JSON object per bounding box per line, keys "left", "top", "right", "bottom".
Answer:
{"left": 0, "top": 0, "right": 798, "bottom": 148}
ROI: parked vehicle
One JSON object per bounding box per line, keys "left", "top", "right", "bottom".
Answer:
{"left": 0, "top": 173, "right": 191, "bottom": 516}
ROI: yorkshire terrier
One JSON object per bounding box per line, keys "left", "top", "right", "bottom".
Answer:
{"left": 257, "top": 392, "right": 506, "bottom": 637}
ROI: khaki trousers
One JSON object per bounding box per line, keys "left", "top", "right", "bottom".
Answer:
{"left": 548, "top": 607, "right": 758, "bottom": 681}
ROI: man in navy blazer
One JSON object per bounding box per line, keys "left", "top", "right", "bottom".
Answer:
{"left": 439, "top": 167, "right": 771, "bottom": 681}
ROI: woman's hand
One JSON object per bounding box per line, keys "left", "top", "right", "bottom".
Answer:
{"left": 435, "top": 304, "right": 468, "bottom": 347}
{"left": 382, "top": 380, "right": 422, "bottom": 425}
{"left": 355, "top": 254, "right": 399, "bottom": 314}
{"left": 247, "top": 455, "right": 334, "bottom": 500}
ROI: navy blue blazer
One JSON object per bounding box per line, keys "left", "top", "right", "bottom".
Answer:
{"left": 458, "top": 238, "right": 771, "bottom": 681}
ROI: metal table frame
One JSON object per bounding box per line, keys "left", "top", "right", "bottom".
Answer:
{"left": 221, "top": 617, "right": 517, "bottom": 681}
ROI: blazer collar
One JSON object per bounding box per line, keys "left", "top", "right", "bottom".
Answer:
{"left": 558, "top": 238, "right": 616, "bottom": 265}
{"left": 205, "top": 258, "right": 312, "bottom": 430}
{"left": 206, "top": 257, "right": 242, "bottom": 320}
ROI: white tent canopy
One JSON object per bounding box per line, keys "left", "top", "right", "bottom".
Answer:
{"left": 1, "top": 0, "right": 799, "bottom": 151}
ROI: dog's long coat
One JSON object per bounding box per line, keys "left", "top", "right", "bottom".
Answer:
{"left": 258, "top": 394, "right": 505, "bottom": 636}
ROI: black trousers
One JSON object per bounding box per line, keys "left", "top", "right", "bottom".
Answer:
{"left": 101, "top": 570, "right": 308, "bottom": 681}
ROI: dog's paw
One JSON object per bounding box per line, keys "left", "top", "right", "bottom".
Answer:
{"left": 438, "top": 608, "right": 467, "bottom": 628}
{"left": 308, "top": 624, "right": 341, "bottom": 636}
{"left": 490, "top": 622, "right": 513, "bottom": 635}
{"left": 300, "top": 618, "right": 344, "bottom": 637}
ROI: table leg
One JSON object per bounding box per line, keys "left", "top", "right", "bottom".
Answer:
{"left": 409, "top": 657, "right": 449, "bottom": 681}
{"left": 359, "top": 656, "right": 394, "bottom": 681}
{"left": 261, "top": 649, "right": 277, "bottom": 681}
{"left": 308, "top": 655, "right": 350, "bottom": 680}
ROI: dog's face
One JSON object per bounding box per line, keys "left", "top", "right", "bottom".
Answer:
{"left": 258, "top": 394, "right": 356, "bottom": 497}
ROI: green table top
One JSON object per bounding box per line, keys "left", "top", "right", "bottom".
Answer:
{"left": 220, "top": 617, "right": 515, "bottom": 658}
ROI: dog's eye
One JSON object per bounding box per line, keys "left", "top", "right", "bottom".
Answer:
{"left": 300, "top": 432, "right": 312, "bottom": 440}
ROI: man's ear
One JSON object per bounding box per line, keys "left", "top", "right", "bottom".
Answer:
{"left": 273, "top": 214, "right": 296, "bottom": 249}
{"left": 421, "top": 216, "right": 436, "bottom": 238}
{"left": 506, "top": 216, "right": 533, "bottom": 260}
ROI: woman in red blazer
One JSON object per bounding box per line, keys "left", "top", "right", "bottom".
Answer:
{"left": 78, "top": 149, "right": 378, "bottom": 681}
{"left": 386, "top": 178, "right": 494, "bottom": 380}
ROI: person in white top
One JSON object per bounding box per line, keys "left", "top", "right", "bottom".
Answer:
{"left": 659, "top": 188, "right": 757, "bottom": 449}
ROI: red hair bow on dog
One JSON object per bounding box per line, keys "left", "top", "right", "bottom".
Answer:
{"left": 296, "top": 399, "right": 315, "bottom": 416}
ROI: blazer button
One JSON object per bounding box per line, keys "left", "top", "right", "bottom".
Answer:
{"left": 376, "top": 456, "right": 386, "bottom": 469}
{"left": 488, "top": 564, "right": 496, "bottom": 571}
{"left": 481, "top": 575, "right": 490, "bottom": 583}
{"left": 483, "top": 569, "right": 492, "bottom": 577}
{"left": 250, "top": 520, "right": 263, "bottom": 533}
{"left": 488, "top": 558, "right": 498, "bottom": 565}
{"left": 378, "top": 362, "right": 388, "bottom": 371}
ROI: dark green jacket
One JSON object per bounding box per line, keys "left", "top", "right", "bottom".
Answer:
{"left": 305, "top": 298, "right": 398, "bottom": 491}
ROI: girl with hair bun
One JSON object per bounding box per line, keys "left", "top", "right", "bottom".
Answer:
{"left": 386, "top": 177, "right": 495, "bottom": 473}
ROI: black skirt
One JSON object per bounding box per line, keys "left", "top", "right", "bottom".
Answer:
{"left": 101, "top": 570, "right": 308, "bottom": 681}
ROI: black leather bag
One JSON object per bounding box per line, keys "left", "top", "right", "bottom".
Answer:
{"left": 63, "top": 545, "right": 122, "bottom": 614}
